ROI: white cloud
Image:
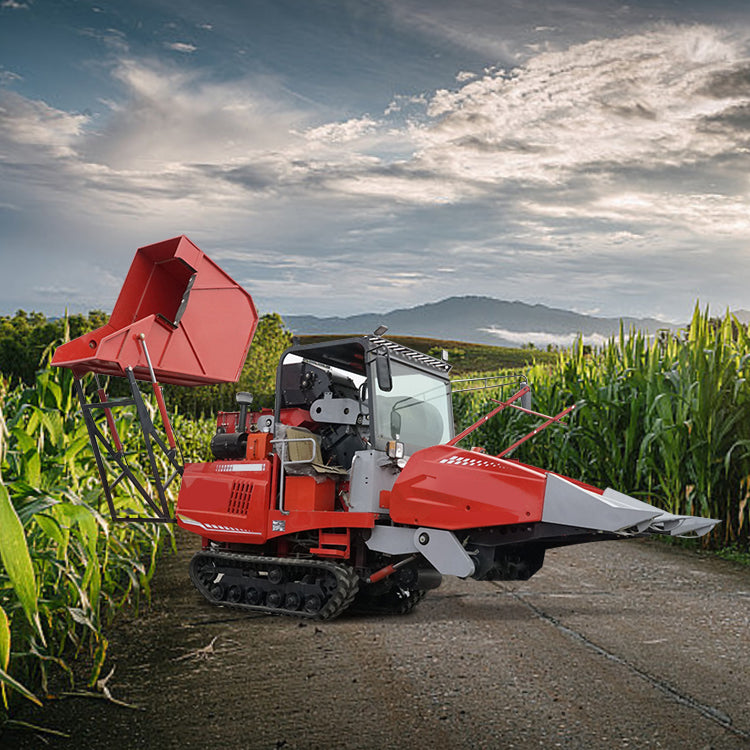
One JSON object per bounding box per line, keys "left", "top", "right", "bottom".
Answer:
{"left": 81, "top": 27, "right": 129, "bottom": 53}
{"left": 325, "top": 170, "right": 477, "bottom": 205}
{"left": 0, "top": 68, "right": 22, "bottom": 84}
{"left": 165, "top": 42, "right": 197, "bottom": 53}
{"left": 415, "top": 25, "right": 748, "bottom": 189}
{"left": 80, "top": 58, "right": 310, "bottom": 174}
{"left": 592, "top": 193, "right": 750, "bottom": 236}
{"left": 525, "top": 191, "right": 750, "bottom": 239}
{"left": 304, "top": 116, "right": 379, "bottom": 144}
{"left": 387, "top": 1, "right": 530, "bottom": 62}
{"left": 0, "top": 90, "right": 89, "bottom": 157}
{"left": 32, "top": 285, "right": 80, "bottom": 297}
{"left": 385, "top": 93, "right": 428, "bottom": 115}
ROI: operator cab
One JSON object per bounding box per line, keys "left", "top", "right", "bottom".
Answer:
{"left": 275, "top": 336, "right": 453, "bottom": 460}
{"left": 371, "top": 357, "right": 453, "bottom": 455}
{"left": 272, "top": 336, "right": 453, "bottom": 513}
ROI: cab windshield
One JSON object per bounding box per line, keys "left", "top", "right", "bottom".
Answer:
{"left": 373, "top": 360, "right": 452, "bottom": 454}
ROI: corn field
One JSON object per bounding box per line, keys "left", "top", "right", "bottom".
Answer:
{"left": 452, "top": 307, "right": 750, "bottom": 551}
{"left": 0, "top": 361, "right": 210, "bottom": 730}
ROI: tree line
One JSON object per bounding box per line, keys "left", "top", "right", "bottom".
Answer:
{"left": 0, "top": 311, "right": 108, "bottom": 386}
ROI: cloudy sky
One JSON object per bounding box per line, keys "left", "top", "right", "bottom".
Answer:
{"left": 2, "top": 0, "right": 750, "bottom": 324}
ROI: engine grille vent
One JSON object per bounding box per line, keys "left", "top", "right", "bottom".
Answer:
{"left": 227, "top": 481, "right": 253, "bottom": 515}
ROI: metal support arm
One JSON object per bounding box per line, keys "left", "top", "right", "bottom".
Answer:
{"left": 75, "top": 370, "right": 182, "bottom": 522}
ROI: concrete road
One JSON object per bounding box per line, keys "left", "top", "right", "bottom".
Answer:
{"left": 6, "top": 532, "right": 750, "bottom": 749}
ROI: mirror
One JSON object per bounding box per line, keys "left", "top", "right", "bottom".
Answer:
{"left": 375, "top": 349, "right": 393, "bottom": 392}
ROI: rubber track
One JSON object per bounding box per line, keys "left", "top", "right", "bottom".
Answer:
{"left": 189, "top": 551, "right": 360, "bottom": 621}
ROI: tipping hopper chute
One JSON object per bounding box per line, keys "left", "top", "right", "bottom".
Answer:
{"left": 52, "top": 235, "right": 258, "bottom": 386}
{"left": 52, "top": 236, "right": 258, "bottom": 522}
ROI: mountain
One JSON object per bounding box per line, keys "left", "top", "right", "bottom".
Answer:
{"left": 283, "top": 296, "right": 681, "bottom": 348}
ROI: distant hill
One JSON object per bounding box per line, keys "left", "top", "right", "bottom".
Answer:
{"left": 284, "top": 296, "right": 680, "bottom": 347}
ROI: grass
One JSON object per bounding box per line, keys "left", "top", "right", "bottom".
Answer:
{"left": 715, "top": 546, "right": 750, "bottom": 566}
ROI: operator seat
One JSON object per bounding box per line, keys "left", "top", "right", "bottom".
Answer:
{"left": 283, "top": 425, "right": 348, "bottom": 478}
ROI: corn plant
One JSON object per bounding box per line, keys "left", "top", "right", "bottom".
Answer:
{"left": 0, "top": 362, "right": 215, "bottom": 728}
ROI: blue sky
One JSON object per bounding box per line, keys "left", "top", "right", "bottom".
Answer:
{"left": 2, "top": 0, "right": 750, "bottom": 325}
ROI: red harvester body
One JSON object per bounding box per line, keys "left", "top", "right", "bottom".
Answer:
{"left": 53, "top": 237, "right": 718, "bottom": 618}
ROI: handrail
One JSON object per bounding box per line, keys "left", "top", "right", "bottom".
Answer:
{"left": 270, "top": 436, "right": 318, "bottom": 515}
{"left": 447, "top": 385, "right": 530, "bottom": 447}
{"left": 446, "top": 383, "right": 574, "bottom": 457}
{"left": 451, "top": 374, "right": 519, "bottom": 384}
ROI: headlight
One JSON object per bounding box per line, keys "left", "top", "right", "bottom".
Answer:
{"left": 386, "top": 440, "right": 405, "bottom": 459}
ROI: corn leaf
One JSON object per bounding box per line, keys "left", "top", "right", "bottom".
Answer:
{"left": 34, "top": 512, "right": 66, "bottom": 548}
{"left": 68, "top": 607, "right": 96, "bottom": 633}
{"left": 0, "top": 604, "right": 10, "bottom": 709}
{"left": 20, "top": 451, "right": 41, "bottom": 487}
{"left": 0, "top": 483, "right": 45, "bottom": 645}
{"left": 10, "top": 428, "right": 35, "bottom": 454}
{"left": 0, "top": 665, "right": 42, "bottom": 706}
{"left": 84, "top": 557, "right": 101, "bottom": 611}
{"left": 38, "top": 410, "right": 64, "bottom": 449}
{"left": 56, "top": 503, "right": 98, "bottom": 558}
{"left": 14, "top": 495, "right": 57, "bottom": 526}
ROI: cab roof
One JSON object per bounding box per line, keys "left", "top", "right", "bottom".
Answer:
{"left": 284, "top": 335, "right": 452, "bottom": 378}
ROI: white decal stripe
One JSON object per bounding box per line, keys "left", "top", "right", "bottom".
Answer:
{"left": 439, "top": 456, "right": 497, "bottom": 468}
{"left": 214, "top": 463, "right": 266, "bottom": 473}
{"left": 177, "top": 514, "right": 263, "bottom": 536}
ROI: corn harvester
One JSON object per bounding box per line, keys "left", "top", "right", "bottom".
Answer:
{"left": 52, "top": 237, "right": 718, "bottom": 618}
